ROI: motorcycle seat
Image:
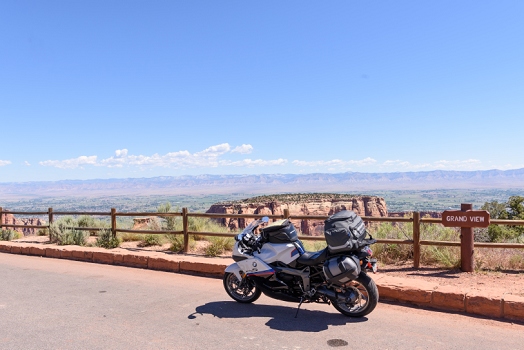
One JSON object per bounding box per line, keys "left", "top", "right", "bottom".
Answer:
{"left": 297, "top": 248, "right": 329, "bottom": 266}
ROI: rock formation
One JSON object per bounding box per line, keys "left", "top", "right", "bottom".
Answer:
{"left": 132, "top": 217, "right": 161, "bottom": 231}
{"left": 206, "top": 194, "right": 388, "bottom": 236}
{"left": 1, "top": 210, "right": 46, "bottom": 236}
{"left": 389, "top": 211, "right": 442, "bottom": 218}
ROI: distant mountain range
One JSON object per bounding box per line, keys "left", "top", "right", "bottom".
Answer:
{"left": 1, "top": 168, "right": 524, "bottom": 200}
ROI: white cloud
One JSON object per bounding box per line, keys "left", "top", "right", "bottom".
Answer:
{"left": 195, "top": 143, "right": 231, "bottom": 157}
{"left": 231, "top": 144, "right": 253, "bottom": 154}
{"left": 24, "top": 161, "right": 31, "bottom": 166}
{"left": 39, "top": 143, "right": 287, "bottom": 170}
{"left": 115, "top": 149, "right": 128, "bottom": 158}
{"left": 0, "top": 160, "right": 11, "bottom": 166}
{"left": 39, "top": 156, "right": 97, "bottom": 169}
{"left": 221, "top": 158, "right": 288, "bottom": 167}
{"left": 292, "top": 157, "right": 377, "bottom": 168}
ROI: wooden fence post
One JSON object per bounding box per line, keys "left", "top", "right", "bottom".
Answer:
{"left": 0, "top": 207, "right": 3, "bottom": 231}
{"left": 48, "top": 207, "right": 54, "bottom": 228}
{"left": 111, "top": 208, "right": 117, "bottom": 238}
{"left": 284, "top": 209, "right": 290, "bottom": 219}
{"left": 413, "top": 212, "right": 421, "bottom": 268}
{"left": 460, "top": 203, "right": 474, "bottom": 272}
{"left": 182, "top": 208, "right": 189, "bottom": 253}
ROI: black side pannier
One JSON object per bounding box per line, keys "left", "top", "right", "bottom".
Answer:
{"left": 261, "top": 219, "right": 299, "bottom": 244}
{"left": 323, "top": 255, "right": 361, "bottom": 285}
{"left": 324, "top": 210, "right": 368, "bottom": 253}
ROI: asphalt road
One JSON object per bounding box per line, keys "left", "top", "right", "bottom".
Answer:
{"left": 1, "top": 254, "right": 523, "bottom": 350}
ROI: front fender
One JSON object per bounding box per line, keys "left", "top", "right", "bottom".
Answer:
{"left": 225, "top": 263, "right": 242, "bottom": 281}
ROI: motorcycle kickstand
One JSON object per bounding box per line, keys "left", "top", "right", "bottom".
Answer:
{"left": 294, "top": 297, "right": 304, "bottom": 318}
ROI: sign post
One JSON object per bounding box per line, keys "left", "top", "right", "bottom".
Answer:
{"left": 442, "top": 204, "right": 490, "bottom": 272}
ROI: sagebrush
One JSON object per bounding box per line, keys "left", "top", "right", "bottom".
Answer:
{"left": 0, "top": 230, "right": 22, "bottom": 241}
{"left": 96, "top": 228, "right": 120, "bottom": 249}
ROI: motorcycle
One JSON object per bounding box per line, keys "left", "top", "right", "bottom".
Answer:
{"left": 223, "top": 215, "right": 379, "bottom": 317}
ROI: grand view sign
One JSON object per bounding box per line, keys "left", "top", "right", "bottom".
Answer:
{"left": 441, "top": 210, "right": 491, "bottom": 228}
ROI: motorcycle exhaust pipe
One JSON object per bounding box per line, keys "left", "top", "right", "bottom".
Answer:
{"left": 315, "top": 286, "right": 357, "bottom": 303}
{"left": 315, "top": 286, "right": 342, "bottom": 301}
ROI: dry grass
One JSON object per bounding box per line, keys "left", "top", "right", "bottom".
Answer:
{"left": 119, "top": 233, "right": 145, "bottom": 242}
{"left": 137, "top": 234, "right": 163, "bottom": 247}
{"left": 474, "top": 248, "right": 524, "bottom": 271}
{"left": 301, "top": 240, "right": 327, "bottom": 252}
{"left": 368, "top": 221, "right": 524, "bottom": 271}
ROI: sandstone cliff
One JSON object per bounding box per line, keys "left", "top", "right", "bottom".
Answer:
{"left": 206, "top": 194, "right": 388, "bottom": 236}
{"left": 389, "top": 211, "right": 442, "bottom": 218}
{"left": 1, "top": 211, "right": 46, "bottom": 236}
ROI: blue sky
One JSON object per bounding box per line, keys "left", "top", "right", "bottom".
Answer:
{"left": 1, "top": 1, "right": 523, "bottom": 182}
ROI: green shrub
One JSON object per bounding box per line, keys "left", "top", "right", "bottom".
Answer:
{"left": 49, "top": 221, "right": 88, "bottom": 246}
{"left": 368, "top": 220, "right": 461, "bottom": 267}
{"left": 0, "top": 230, "right": 22, "bottom": 241}
{"left": 158, "top": 202, "right": 179, "bottom": 230}
{"left": 188, "top": 217, "right": 228, "bottom": 233}
{"left": 419, "top": 222, "right": 460, "bottom": 268}
{"left": 48, "top": 216, "right": 111, "bottom": 245}
{"left": 487, "top": 225, "right": 522, "bottom": 243}
{"left": 58, "top": 216, "right": 76, "bottom": 226}
{"left": 37, "top": 228, "right": 49, "bottom": 236}
{"left": 167, "top": 235, "right": 184, "bottom": 253}
{"left": 165, "top": 234, "right": 195, "bottom": 253}
{"left": 482, "top": 196, "right": 524, "bottom": 243}
{"left": 138, "top": 234, "right": 162, "bottom": 247}
{"left": 77, "top": 215, "right": 97, "bottom": 228}
{"left": 77, "top": 215, "right": 109, "bottom": 235}
{"left": 120, "top": 233, "right": 144, "bottom": 242}
{"left": 204, "top": 236, "right": 235, "bottom": 257}
{"left": 96, "top": 229, "right": 120, "bottom": 249}
{"left": 369, "top": 222, "right": 413, "bottom": 264}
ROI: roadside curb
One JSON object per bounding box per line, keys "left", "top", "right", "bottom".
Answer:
{"left": 1, "top": 241, "right": 523, "bottom": 321}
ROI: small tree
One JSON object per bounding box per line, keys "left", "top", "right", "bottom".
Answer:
{"left": 482, "top": 196, "right": 524, "bottom": 242}
{"left": 157, "top": 202, "right": 178, "bottom": 230}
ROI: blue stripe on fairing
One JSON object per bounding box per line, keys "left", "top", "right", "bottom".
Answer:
{"left": 246, "top": 268, "right": 275, "bottom": 277}
{"left": 291, "top": 248, "right": 299, "bottom": 257}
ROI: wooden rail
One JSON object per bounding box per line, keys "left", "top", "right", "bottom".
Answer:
{"left": 1, "top": 206, "right": 523, "bottom": 269}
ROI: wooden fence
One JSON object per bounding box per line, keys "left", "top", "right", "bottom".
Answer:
{"left": 1, "top": 207, "right": 524, "bottom": 269}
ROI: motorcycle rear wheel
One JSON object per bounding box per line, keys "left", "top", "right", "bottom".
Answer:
{"left": 223, "top": 272, "right": 262, "bottom": 303}
{"left": 331, "top": 272, "right": 379, "bottom": 317}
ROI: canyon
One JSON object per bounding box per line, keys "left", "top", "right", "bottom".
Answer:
{"left": 206, "top": 194, "right": 388, "bottom": 235}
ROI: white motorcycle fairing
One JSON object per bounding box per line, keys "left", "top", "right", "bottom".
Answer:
{"left": 257, "top": 242, "right": 302, "bottom": 265}
{"left": 227, "top": 240, "right": 303, "bottom": 280}
{"left": 225, "top": 257, "right": 274, "bottom": 281}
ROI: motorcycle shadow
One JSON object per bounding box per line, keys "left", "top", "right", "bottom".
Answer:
{"left": 188, "top": 301, "right": 368, "bottom": 332}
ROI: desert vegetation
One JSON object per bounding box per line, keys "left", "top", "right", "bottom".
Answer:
{"left": 367, "top": 196, "right": 524, "bottom": 270}
{"left": 369, "top": 219, "right": 461, "bottom": 268}
{"left": 0, "top": 229, "right": 22, "bottom": 241}
{"left": 46, "top": 215, "right": 117, "bottom": 247}
{"left": 3, "top": 196, "right": 524, "bottom": 269}
{"left": 481, "top": 196, "right": 524, "bottom": 243}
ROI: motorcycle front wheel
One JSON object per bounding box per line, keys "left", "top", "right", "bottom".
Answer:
{"left": 223, "top": 272, "right": 262, "bottom": 303}
{"left": 331, "top": 272, "right": 379, "bottom": 317}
